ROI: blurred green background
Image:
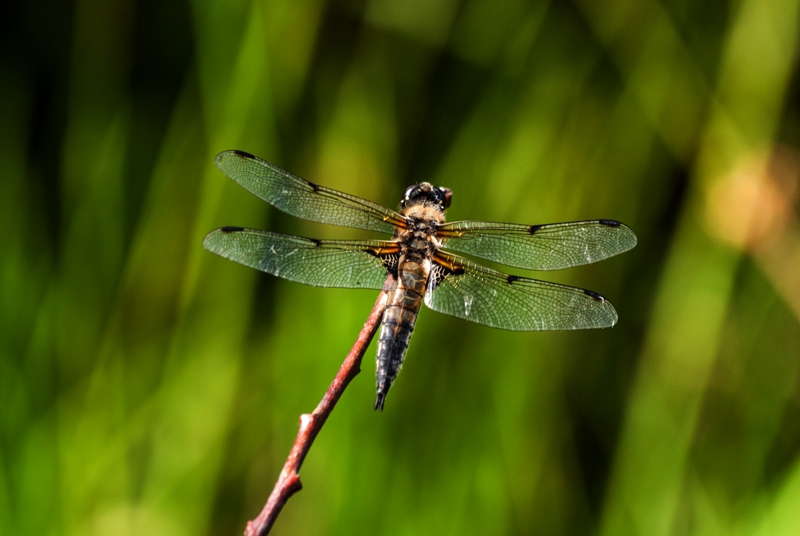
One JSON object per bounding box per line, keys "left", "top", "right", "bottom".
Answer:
{"left": 3, "top": 0, "right": 800, "bottom": 534}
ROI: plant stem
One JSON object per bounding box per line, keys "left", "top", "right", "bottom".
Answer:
{"left": 244, "top": 288, "right": 390, "bottom": 536}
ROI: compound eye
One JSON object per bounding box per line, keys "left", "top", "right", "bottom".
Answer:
{"left": 439, "top": 187, "right": 452, "bottom": 209}
{"left": 401, "top": 185, "right": 416, "bottom": 207}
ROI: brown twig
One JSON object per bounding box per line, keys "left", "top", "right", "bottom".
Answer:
{"left": 244, "top": 287, "right": 390, "bottom": 536}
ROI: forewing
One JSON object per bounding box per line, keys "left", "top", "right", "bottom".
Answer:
{"left": 203, "top": 227, "right": 398, "bottom": 289}
{"left": 215, "top": 150, "right": 404, "bottom": 234}
{"left": 424, "top": 252, "right": 618, "bottom": 331}
{"left": 438, "top": 220, "right": 637, "bottom": 270}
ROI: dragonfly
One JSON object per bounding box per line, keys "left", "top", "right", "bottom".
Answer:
{"left": 204, "top": 150, "right": 637, "bottom": 410}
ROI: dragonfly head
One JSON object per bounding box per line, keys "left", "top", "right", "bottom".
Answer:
{"left": 401, "top": 182, "right": 452, "bottom": 211}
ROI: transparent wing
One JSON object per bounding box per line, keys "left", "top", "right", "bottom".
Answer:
{"left": 203, "top": 227, "right": 398, "bottom": 289}
{"left": 215, "top": 150, "right": 405, "bottom": 234}
{"left": 424, "top": 252, "right": 618, "bottom": 331}
{"left": 438, "top": 219, "right": 637, "bottom": 271}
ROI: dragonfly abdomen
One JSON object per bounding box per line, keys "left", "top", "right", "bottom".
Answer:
{"left": 374, "top": 259, "right": 428, "bottom": 410}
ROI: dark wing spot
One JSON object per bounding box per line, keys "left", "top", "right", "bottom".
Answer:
{"left": 583, "top": 289, "right": 605, "bottom": 302}
{"left": 529, "top": 224, "right": 543, "bottom": 234}
{"left": 438, "top": 263, "right": 465, "bottom": 277}
{"left": 232, "top": 150, "right": 255, "bottom": 159}
{"left": 220, "top": 226, "right": 245, "bottom": 233}
{"left": 599, "top": 219, "right": 621, "bottom": 227}
{"left": 308, "top": 238, "right": 322, "bottom": 247}
{"left": 382, "top": 254, "right": 400, "bottom": 276}
{"left": 507, "top": 275, "right": 521, "bottom": 283}
{"left": 309, "top": 181, "right": 320, "bottom": 192}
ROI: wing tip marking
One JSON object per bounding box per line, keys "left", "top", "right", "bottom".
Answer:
{"left": 599, "top": 219, "right": 622, "bottom": 227}
{"left": 232, "top": 150, "right": 255, "bottom": 159}
{"left": 583, "top": 289, "right": 605, "bottom": 302}
{"left": 219, "top": 226, "right": 245, "bottom": 233}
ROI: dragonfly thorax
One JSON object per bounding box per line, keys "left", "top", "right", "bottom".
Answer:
{"left": 396, "top": 210, "right": 442, "bottom": 258}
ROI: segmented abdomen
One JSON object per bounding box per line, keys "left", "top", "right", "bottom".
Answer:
{"left": 374, "top": 259, "right": 428, "bottom": 410}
